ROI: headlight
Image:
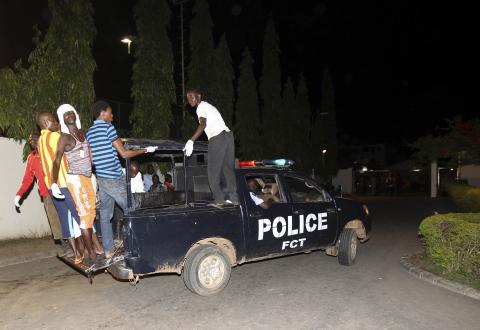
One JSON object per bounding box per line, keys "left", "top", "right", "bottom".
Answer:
{"left": 362, "top": 204, "right": 369, "bottom": 216}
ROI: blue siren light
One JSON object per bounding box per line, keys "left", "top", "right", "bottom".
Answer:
{"left": 262, "top": 159, "right": 294, "bottom": 166}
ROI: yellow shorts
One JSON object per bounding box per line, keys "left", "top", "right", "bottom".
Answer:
{"left": 66, "top": 174, "right": 96, "bottom": 229}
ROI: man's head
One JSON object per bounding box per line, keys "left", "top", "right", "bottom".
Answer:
{"left": 130, "top": 160, "right": 140, "bottom": 177}
{"left": 146, "top": 164, "right": 155, "bottom": 175}
{"left": 93, "top": 100, "right": 113, "bottom": 123}
{"left": 57, "top": 104, "right": 81, "bottom": 133}
{"left": 36, "top": 112, "right": 60, "bottom": 132}
{"left": 247, "top": 179, "right": 261, "bottom": 193}
{"left": 28, "top": 133, "right": 39, "bottom": 150}
{"left": 164, "top": 173, "right": 172, "bottom": 183}
{"left": 186, "top": 87, "right": 202, "bottom": 108}
{"left": 152, "top": 174, "right": 160, "bottom": 184}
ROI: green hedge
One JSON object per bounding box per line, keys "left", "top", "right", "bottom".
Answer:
{"left": 446, "top": 182, "right": 480, "bottom": 212}
{"left": 419, "top": 213, "right": 480, "bottom": 277}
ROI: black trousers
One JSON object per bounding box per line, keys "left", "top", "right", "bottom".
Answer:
{"left": 208, "top": 131, "right": 238, "bottom": 203}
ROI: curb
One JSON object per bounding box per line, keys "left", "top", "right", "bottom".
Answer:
{"left": 0, "top": 250, "right": 58, "bottom": 269}
{"left": 400, "top": 254, "right": 480, "bottom": 301}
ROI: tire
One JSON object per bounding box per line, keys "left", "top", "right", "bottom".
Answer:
{"left": 337, "top": 229, "right": 358, "bottom": 266}
{"left": 182, "top": 245, "right": 231, "bottom": 296}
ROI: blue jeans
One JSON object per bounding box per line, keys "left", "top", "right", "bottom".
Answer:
{"left": 97, "top": 175, "right": 128, "bottom": 253}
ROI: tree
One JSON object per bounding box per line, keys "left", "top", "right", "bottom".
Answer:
{"left": 131, "top": 0, "right": 175, "bottom": 138}
{"left": 183, "top": 0, "right": 215, "bottom": 138}
{"left": 0, "top": 64, "right": 29, "bottom": 139}
{"left": 293, "top": 74, "right": 312, "bottom": 172}
{"left": 258, "top": 14, "right": 282, "bottom": 158}
{"left": 412, "top": 117, "right": 480, "bottom": 166}
{"left": 312, "top": 67, "right": 338, "bottom": 176}
{"left": 280, "top": 78, "right": 295, "bottom": 158}
{"left": 209, "top": 34, "right": 234, "bottom": 128}
{"left": 0, "top": 0, "right": 96, "bottom": 138}
{"left": 235, "top": 48, "right": 262, "bottom": 159}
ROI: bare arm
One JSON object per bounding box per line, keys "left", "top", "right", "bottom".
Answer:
{"left": 112, "top": 139, "right": 146, "bottom": 159}
{"left": 52, "top": 135, "right": 70, "bottom": 185}
{"left": 189, "top": 117, "right": 207, "bottom": 141}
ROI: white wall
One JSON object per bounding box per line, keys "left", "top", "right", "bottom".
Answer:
{"left": 0, "top": 138, "right": 51, "bottom": 239}
{"left": 460, "top": 165, "right": 480, "bottom": 187}
{"left": 332, "top": 168, "right": 353, "bottom": 194}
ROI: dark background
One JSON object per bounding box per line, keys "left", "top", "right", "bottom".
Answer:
{"left": 0, "top": 0, "right": 476, "bottom": 150}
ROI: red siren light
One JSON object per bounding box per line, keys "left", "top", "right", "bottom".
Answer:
{"left": 238, "top": 160, "right": 258, "bottom": 167}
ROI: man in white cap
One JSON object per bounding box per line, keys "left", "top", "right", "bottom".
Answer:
{"left": 52, "top": 104, "right": 103, "bottom": 263}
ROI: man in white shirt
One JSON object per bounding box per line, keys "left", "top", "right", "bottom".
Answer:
{"left": 183, "top": 87, "right": 238, "bottom": 205}
{"left": 247, "top": 179, "right": 273, "bottom": 210}
{"left": 129, "top": 161, "right": 145, "bottom": 193}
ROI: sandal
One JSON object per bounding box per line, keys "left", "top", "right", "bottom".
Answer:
{"left": 73, "top": 254, "right": 84, "bottom": 264}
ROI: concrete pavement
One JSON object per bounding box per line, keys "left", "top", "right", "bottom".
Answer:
{"left": 0, "top": 237, "right": 60, "bottom": 268}
{"left": 1, "top": 196, "right": 479, "bottom": 329}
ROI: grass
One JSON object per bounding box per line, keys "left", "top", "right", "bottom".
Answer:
{"left": 421, "top": 254, "right": 480, "bottom": 290}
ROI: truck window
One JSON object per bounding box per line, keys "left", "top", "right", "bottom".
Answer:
{"left": 284, "top": 175, "right": 331, "bottom": 203}
{"left": 245, "top": 174, "right": 285, "bottom": 205}
{"left": 127, "top": 155, "right": 214, "bottom": 209}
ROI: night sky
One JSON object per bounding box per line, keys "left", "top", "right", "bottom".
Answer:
{"left": 0, "top": 0, "right": 476, "bottom": 152}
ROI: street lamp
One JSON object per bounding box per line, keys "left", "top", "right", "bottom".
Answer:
{"left": 121, "top": 36, "right": 134, "bottom": 54}
{"left": 322, "top": 149, "right": 327, "bottom": 168}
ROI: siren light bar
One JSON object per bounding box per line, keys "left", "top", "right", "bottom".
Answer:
{"left": 238, "top": 159, "right": 294, "bottom": 168}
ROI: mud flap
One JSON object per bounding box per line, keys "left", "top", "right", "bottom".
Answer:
{"left": 58, "top": 254, "right": 124, "bottom": 283}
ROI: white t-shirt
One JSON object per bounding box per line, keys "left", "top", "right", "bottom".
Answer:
{"left": 131, "top": 172, "right": 145, "bottom": 193}
{"left": 249, "top": 192, "right": 264, "bottom": 206}
{"left": 196, "top": 101, "right": 230, "bottom": 140}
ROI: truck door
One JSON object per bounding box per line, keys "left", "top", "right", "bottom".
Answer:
{"left": 244, "top": 173, "right": 294, "bottom": 259}
{"left": 283, "top": 174, "right": 338, "bottom": 247}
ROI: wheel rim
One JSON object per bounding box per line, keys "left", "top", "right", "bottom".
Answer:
{"left": 198, "top": 255, "right": 226, "bottom": 289}
{"left": 350, "top": 234, "right": 358, "bottom": 259}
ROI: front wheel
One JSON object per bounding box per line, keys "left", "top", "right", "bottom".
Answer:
{"left": 182, "top": 245, "right": 231, "bottom": 296}
{"left": 337, "top": 229, "right": 358, "bottom": 266}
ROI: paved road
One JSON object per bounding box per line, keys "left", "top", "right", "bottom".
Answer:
{"left": 1, "top": 197, "right": 479, "bottom": 329}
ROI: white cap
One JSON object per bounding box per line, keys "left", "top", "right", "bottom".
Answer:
{"left": 57, "top": 104, "right": 81, "bottom": 133}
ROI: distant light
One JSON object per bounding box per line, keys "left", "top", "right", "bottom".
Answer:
{"left": 450, "top": 168, "right": 454, "bottom": 171}
{"left": 412, "top": 169, "right": 421, "bottom": 172}
{"left": 322, "top": 149, "right": 327, "bottom": 154}
{"left": 360, "top": 166, "right": 368, "bottom": 173}
{"left": 121, "top": 36, "right": 134, "bottom": 54}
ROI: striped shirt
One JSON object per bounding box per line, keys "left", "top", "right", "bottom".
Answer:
{"left": 86, "top": 120, "right": 123, "bottom": 179}
{"left": 38, "top": 129, "right": 69, "bottom": 188}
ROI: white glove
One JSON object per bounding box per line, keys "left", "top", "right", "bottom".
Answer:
{"left": 14, "top": 195, "right": 21, "bottom": 208}
{"left": 145, "top": 146, "right": 158, "bottom": 153}
{"left": 51, "top": 183, "right": 65, "bottom": 200}
{"left": 183, "top": 139, "right": 194, "bottom": 157}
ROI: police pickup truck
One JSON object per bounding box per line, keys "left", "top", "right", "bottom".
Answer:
{"left": 60, "top": 139, "right": 371, "bottom": 296}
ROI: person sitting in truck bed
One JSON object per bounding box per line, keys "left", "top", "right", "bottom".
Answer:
{"left": 247, "top": 179, "right": 278, "bottom": 209}
{"left": 163, "top": 173, "right": 174, "bottom": 191}
{"left": 129, "top": 161, "right": 145, "bottom": 193}
{"left": 149, "top": 174, "right": 165, "bottom": 193}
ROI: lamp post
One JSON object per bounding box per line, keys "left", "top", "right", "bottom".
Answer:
{"left": 173, "top": 0, "right": 190, "bottom": 122}
{"left": 121, "top": 36, "right": 134, "bottom": 54}
{"left": 322, "top": 149, "right": 327, "bottom": 168}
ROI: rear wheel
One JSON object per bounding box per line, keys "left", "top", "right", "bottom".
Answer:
{"left": 182, "top": 245, "right": 231, "bottom": 296}
{"left": 337, "top": 229, "right": 358, "bottom": 266}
